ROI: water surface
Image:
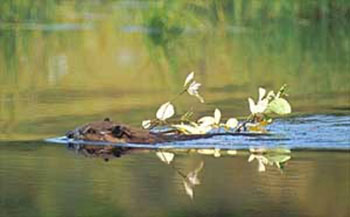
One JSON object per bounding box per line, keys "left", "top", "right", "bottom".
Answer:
{"left": 0, "top": 1, "right": 349, "bottom": 217}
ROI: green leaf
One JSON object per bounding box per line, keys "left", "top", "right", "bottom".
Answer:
{"left": 266, "top": 98, "right": 292, "bottom": 115}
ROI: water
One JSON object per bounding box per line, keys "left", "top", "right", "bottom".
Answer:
{"left": 1, "top": 1, "right": 350, "bottom": 217}
{"left": 1, "top": 142, "right": 349, "bottom": 217}
{"left": 48, "top": 114, "right": 350, "bottom": 151}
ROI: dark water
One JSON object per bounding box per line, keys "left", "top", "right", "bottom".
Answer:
{"left": 1, "top": 1, "right": 350, "bottom": 217}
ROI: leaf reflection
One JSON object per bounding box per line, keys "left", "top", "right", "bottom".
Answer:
{"left": 248, "top": 148, "right": 292, "bottom": 172}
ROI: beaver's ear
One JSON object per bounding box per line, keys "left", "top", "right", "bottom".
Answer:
{"left": 104, "top": 117, "right": 111, "bottom": 122}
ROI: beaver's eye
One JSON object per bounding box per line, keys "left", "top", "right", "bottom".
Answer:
{"left": 111, "top": 126, "right": 123, "bottom": 138}
{"left": 66, "top": 130, "right": 75, "bottom": 138}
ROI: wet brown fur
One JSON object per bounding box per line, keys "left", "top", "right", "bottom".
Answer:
{"left": 66, "top": 118, "right": 169, "bottom": 144}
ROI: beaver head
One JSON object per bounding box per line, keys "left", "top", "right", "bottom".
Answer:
{"left": 66, "top": 118, "right": 164, "bottom": 144}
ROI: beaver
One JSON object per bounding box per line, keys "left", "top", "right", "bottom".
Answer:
{"left": 65, "top": 118, "right": 167, "bottom": 144}
{"left": 65, "top": 118, "right": 267, "bottom": 160}
{"left": 65, "top": 117, "right": 214, "bottom": 145}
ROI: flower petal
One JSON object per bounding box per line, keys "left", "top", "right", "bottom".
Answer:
{"left": 256, "top": 99, "right": 268, "bottom": 113}
{"left": 258, "top": 87, "right": 266, "bottom": 101}
{"left": 184, "top": 72, "right": 194, "bottom": 87}
{"left": 198, "top": 116, "right": 215, "bottom": 127}
{"left": 214, "top": 108, "right": 221, "bottom": 124}
{"left": 248, "top": 97, "right": 257, "bottom": 114}
{"left": 187, "top": 81, "right": 201, "bottom": 96}
{"left": 226, "top": 118, "right": 238, "bottom": 128}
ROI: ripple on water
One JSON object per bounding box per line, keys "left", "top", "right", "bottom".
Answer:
{"left": 46, "top": 114, "right": 350, "bottom": 151}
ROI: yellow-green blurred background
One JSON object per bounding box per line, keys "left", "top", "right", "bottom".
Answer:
{"left": 0, "top": 0, "right": 349, "bottom": 140}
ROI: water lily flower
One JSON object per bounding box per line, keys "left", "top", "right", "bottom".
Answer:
{"left": 156, "top": 102, "right": 175, "bottom": 121}
{"left": 248, "top": 87, "right": 269, "bottom": 114}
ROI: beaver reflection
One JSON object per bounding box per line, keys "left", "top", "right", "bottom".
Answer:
{"left": 67, "top": 143, "right": 138, "bottom": 162}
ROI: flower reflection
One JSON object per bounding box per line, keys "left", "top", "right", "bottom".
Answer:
{"left": 156, "top": 151, "right": 175, "bottom": 164}
{"left": 182, "top": 161, "right": 204, "bottom": 199}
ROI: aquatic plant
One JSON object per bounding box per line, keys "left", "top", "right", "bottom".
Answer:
{"left": 142, "top": 72, "right": 292, "bottom": 134}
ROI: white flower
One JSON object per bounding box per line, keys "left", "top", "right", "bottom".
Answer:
{"left": 225, "top": 118, "right": 238, "bottom": 129}
{"left": 248, "top": 87, "right": 268, "bottom": 114}
{"left": 197, "top": 108, "right": 221, "bottom": 127}
{"left": 184, "top": 72, "right": 194, "bottom": 87}
{"left": 183, "top": 72, "right": 205, "bottom": 103}
{"left": 156, "top": 102, "right": 175, "bottom": 121}
{"left": 187, "top": 81, "right": 204, "bottom": 103}
{"left": 187, "top": 81, "right": 201, "bottom": 95}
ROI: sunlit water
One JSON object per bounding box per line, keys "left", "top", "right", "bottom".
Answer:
{"left": 1, "top": 0, "right": 350, "bottom": 217}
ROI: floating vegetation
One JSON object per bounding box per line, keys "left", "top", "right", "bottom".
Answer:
{"left": 142, "top": 72, "right": 292, "bottom": 135}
